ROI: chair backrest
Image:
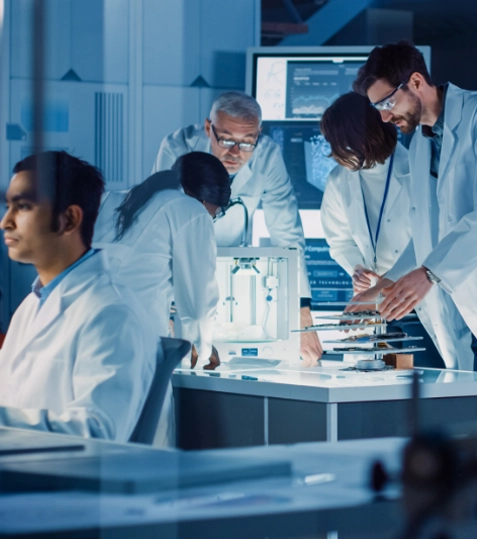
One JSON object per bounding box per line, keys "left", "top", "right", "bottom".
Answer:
{"left": 129, "top": 337, "right": 191, "bottom": 445}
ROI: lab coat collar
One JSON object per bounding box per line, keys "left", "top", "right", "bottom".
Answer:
{"left": 383, "top": 143, "right": 406, "bottom": 216}
{"left": 436, "top": 83, "right": 464, "bottom": 182}
{"left": 346, "top": 170, "right": 372, "bottom": 260}
{"left": 12, "top": 251, "right": 110, "bottom": 366}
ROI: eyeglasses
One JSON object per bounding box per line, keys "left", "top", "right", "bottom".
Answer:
{"left": 210, "top": 124, "right": 259, "bottom": 153}
{"left": 371, "top": 79, "right": 408, "bottom": 111}
{"left": 212, "top": 206, "right": 226, "bottom": 222}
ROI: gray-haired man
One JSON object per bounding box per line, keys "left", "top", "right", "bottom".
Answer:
{"left": 152, "top": 91, "right": 322, "bottom": 364}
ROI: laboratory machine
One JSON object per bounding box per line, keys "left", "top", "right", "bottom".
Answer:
{"left": 213, "top": 247, "right": 300, "bottom": 363}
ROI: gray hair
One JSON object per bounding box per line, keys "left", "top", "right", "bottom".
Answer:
{"left": 210, "top": 91, "right": 262, "bottom": 126}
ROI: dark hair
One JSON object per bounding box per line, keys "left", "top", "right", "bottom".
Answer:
{"left": 13, "top": 151, "right": 105, "bottom": 248}
{"left": 115, "top": 151, "right": 231, "bottom": 240}
{"left": 353, "top": 40, "right": 432, "bottom": 96}
{"left": 321, "top": 92, "right": 397, "bottom": 170}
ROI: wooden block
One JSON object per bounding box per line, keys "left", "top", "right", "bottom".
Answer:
{"left": 383, "top": 353, "right": 414, "bottom": 370}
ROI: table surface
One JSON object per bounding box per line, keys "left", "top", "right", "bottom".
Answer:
{"left": 0, "top": 426, "right": 406, "bottom": 537}
{"left": 172, "top": 359, "right": 477, "bottom": 403}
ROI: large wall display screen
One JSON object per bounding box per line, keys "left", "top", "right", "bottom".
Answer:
{"left": 251, "top": 52, "right": 368, "bottom": 209}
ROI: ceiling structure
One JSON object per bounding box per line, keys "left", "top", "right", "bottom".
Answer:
{"left": 261, "top": 0, "right": 477, "bottom": 88}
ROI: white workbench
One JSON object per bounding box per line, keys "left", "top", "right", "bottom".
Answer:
{"left": 172, "top": 360, "right": 477, "bottom": 448}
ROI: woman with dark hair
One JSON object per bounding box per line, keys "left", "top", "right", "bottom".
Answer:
{"left": 93, "top": 151, "right": 231, "bottom": 447}
{"left": 320, "top": 91, "right": 411, "bottom": 292}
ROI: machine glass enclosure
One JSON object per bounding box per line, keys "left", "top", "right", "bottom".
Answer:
{"left": 214, "top": 247, "right": 300, "bottom": 362}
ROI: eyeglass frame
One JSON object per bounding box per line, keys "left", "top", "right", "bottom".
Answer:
{"left": 212, "top": 206, "right": 226, "bottom": 222}
{"left": 210, "top": 123, "right": 259, "bottom": 153}
{"left": 371, "top": 77, "right": 410, "bottom": 111}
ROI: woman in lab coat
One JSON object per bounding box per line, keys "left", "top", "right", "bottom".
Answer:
{"left": 320, "top": 92, "right": 473, "bottom": 370}
{"left": 320, "top": 92, "right": 410, "bottom": 289}
{"left": 93, "top": 151, "right": 231, "bottom": 446}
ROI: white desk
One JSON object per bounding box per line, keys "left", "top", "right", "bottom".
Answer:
{"left": 172, "top": 361, "right": 477, "bottom": 449}
{"left": 0, "top": 427, "right": 406, "bottom": 539}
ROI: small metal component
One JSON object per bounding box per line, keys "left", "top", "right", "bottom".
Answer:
{"left": 356, "top": 359, "right": 386, "bottom": 371}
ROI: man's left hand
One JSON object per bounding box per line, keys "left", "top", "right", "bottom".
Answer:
{"left": 300, "top": 306, "right": 323, "bottom": 367}
{"left": 379, "top": 267, "right": 433, "bottom": 321}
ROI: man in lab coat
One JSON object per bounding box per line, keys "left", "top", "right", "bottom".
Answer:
{"left": 349, "top": 41, "right": 477, "bottom": 370}
{"left": 152, "top": 91, "right": 322, "bottom": 365}
{"left": 0, "top": 151, "right": 156, "bottom": 441}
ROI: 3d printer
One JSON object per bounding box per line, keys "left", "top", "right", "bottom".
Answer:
{"left": 213, "top": 247, "right": 300, "bottom": 362}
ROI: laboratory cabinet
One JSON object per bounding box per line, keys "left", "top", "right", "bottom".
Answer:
{"left": 10, "top": 0, "right": 129, "bottom": 84}
{"left": 143, "top": 0, "right": 258, "bottom": 89}
{"left": 172, "top": 363, "right": 477, "bottom": 449}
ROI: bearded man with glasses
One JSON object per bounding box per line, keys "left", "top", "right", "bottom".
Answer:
{"left": 346, "top": 40, "right": 477, "bottom": 371}
{"left": 152, "top": 91, "right": 323, "bottom": 366}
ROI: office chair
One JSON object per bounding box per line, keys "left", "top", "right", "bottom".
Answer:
{"left": 129, "top": 337, "right": 191, "bottom": 445}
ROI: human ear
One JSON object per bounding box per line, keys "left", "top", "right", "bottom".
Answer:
{"left": 409, "top": 72, "right": 424, "bottom": 92}
{"left": 58, "top": 205, "right": 83, "bottom": 235}
{"left": 204, "top": 118, "right": 212, "bottom": 138}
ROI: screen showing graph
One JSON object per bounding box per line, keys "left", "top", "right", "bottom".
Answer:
{"left": 254, "top": 54, "right": 367, "bottom": 121}
{"left": 250, "top": 52, "right": 369, "bottom": 208}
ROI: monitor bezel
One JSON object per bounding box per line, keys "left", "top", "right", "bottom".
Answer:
{"left": 246, "top": 45, "right": 432, "bottom": 99}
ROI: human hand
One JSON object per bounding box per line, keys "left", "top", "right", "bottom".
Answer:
{"left": 190, "top": 345, "right": 221, "bottom": 370}
{"left": 190, "top": 345, "right": 199, "bottom": 369}
{"left": 300, "top": 306, "right": 323, "bottom": 366}
{"left": 379, "top": 267, "right": 432, "bottom": 321}
{"left": 203, "top": 345, "right": 220, "bottom": 370}
{"left": 344, "top": 278, "right": 393, "bottom": 314}
{"left": 352, "top": 265, "right": 380, "bottom": 292}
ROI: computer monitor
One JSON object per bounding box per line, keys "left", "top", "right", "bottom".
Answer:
{"left": 246, "top": 46, "right": 431, "bottom": 209}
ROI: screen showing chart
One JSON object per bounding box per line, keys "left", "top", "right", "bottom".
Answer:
{"left": 261, "top": 121, "right": 336, "bottom": 209}
{"left": 254, "top": 55, "right": 367, "bottom": 121}
{"left": 252, "top": 53, "right": 368, "bottom": 208}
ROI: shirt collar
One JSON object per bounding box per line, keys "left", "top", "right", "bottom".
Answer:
{"left": 422, "top": 83, "right": 448, "bottom": 138}
{"left": 31, "top": 249, "right": 97, "bottom": 303}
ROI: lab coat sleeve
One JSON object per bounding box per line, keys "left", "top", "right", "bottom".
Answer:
{"left": 151, "top": 135, "right": 180, "bottom": 174}
{"left": 0, "top": 304, "right": 155, "bottom": 443}
{"left": 151, "top": 128, "right": 192, "bottom": 174}
{"left": 385, "top": 238, "right": 417, "bottom": 282}
{"left": 320, "top": 175, "right": 366, "bottom": 276}
{"left": 422, "top": 127, "right": 477, "bottom": 294}
{"left": 260, "top": 144, "right": 311, "bottom": 298}
{"left": 172, "top": 213, "right": 219, "bottom": 361}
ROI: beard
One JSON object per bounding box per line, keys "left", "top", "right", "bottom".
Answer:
{"left": 390, "top": 93, "right": 422, "bottom": 134}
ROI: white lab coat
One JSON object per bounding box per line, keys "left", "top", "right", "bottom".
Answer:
{"left": 321, "top": 143, "right": 411, "bottom": 276}
{"left": 321, "top": 142, "right": 473, "bottom": 370}
{"left": 0, "top": 251, "right": 156, "bottom": 443}
{"left": 152, "top": 124, "right": 311, "bottom": 298}
{"left": 93, "top": 188, "right": 219, "bottom": 447}
{"left": 386, "top": 83, "right": 477, "bottom": 370}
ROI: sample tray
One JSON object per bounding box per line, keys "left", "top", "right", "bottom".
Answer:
{"left": 315, "top": 313, "right": 382, "bottom": 321}
{"left": 324, "top": 336, "right": 423, "bottom": 345}
{"left": 326, "top": 346, "right": 427, "bottom": 355}
{"left": 292, "top": 323, "right": 387, "bottom": 333}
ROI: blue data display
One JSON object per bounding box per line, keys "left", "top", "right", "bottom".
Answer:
{"left": 241, "top": 348, "right": 259, "bottom": 357}
{"left": 305, "top": 239, "right": 353, "bottom": 310}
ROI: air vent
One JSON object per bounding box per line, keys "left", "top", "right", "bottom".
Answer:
{"left": 95, "top": 92, "right": 124, "bottom": 184}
